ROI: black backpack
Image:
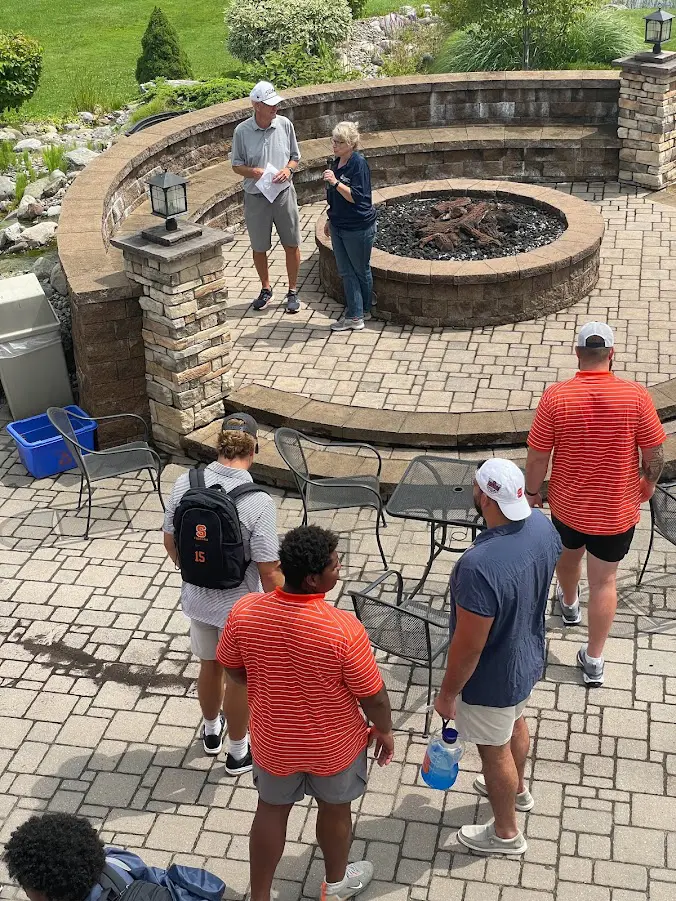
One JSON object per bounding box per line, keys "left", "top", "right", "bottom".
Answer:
{"left": 98, "top": 864, "right": 171, "bottom": 901}
{"left": 173, "top": 466, "right": 269, "bottom": 590}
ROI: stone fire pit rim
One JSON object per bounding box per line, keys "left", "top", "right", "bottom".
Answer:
{"left": 316, "top": 178, "right": 605, "bottom": 286}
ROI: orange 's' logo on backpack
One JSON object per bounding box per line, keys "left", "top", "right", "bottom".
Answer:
{"left": 195, "top": 524, "right": 207, "bottom": 540}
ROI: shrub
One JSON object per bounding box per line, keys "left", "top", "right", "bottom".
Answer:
{"left": 237, "top": 43, "right": 358, "bottom": 90}
{"left": 379, "top": 23, "right": 443, "bottom": 76}
{"left": 129, "top": 77, "right": 254, "bottom": 124}
{"left": 0, "top": 31, "right": 43, "bottom": 113}
{"left": 135, "top": 6, "right": 193, "bottom": 84}
{"left": 42, "top": 144, "right": 67, "bottom": 173}
{"left": 567, "top": 8, "right": 638, "bottom": 66}
{"left": 0, "top": 140, "right": 15, "bottom": 173}
{"left": 15, "top": 171, "right": 28, "bottom": 203}
{"left": 226, "top": 0, "right": 352, "bottom": 63}
{"left": 347, "top": 0, "right": 367, "bottom": 17}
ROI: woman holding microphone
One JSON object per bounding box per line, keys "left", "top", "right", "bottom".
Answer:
{"left": 323, "top": 121, "right": 377, "bottom": 331}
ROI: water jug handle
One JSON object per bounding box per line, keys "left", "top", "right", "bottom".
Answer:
{"left": 442, "top": 718, "right": 450, "bottom": 729}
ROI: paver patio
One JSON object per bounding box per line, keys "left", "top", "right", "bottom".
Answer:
{"left": 225, "top": 182, "right": 676, "bottom": 413}
{"left": 1, "top": 400, "right": 676, "bottom": 901}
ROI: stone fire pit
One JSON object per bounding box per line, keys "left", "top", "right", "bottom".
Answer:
{"left": 316, "top": 179, "right": 604, "bottom": 328}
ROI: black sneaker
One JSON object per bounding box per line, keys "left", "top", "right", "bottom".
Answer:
{"left": 202, "top": 714, "right": 225, "bottom": 756}
{"left": 253, "top": 288, "right": 273, "bottom": 310}
{"left": 285, "top": 290, "right": 301, "bottom": 314}
{"left": 225, "top": 746, "right": 253, "bottom": 776}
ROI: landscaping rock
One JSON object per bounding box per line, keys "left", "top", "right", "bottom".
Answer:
{"left": 78, "top": 111, "right": 96, "bottom": 123}
{"left": 0, "top": 128, "right": 19, "bottom": 143}
{"left": 0, "top": 223, "right": 24, "bottom": 248}
{"left": 50, "top": 262, "right": 68, "bottom": 296}
{"left": 32, "top": 254, "right": 56, "bottom": 281}
{"left": 17, "top": 195, "right": 44, "bottom": 221}
{"left": 22, "top": 176, "right": 51, "bottom": 201}
{"left": 21, "top": 221, "right": 58, "bottom": 248}
{"left": 14, "top": 138, "right": 43, "bottom": 152}
{"left": 44, "top": 170, "right": 67, "bottom": 197}
{"left": 65, "top": 147, "right": 99, "bottom": 170}
{"left": 46, "top": 205, "right": 62, "bottom": 220}
{"left": 0, "top": 176, "right": 15, "bottom": 201}
{"left": 91, "top": 125, "right": 114, "bottom": 142}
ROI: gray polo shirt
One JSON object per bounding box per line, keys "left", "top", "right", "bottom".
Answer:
{"left": 163, "top": 462, "right": 279, "bottom": 628}
{"left": 231, "top": 114, "right": 301, "bottom": 195}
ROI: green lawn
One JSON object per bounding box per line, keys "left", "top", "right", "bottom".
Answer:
{"left": 0, "top": 0, "right": 236, "bottom": 120}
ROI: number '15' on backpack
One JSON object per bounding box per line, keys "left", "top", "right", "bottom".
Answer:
{"left": 173, "top": 467, "right": 269, "bottom": 589}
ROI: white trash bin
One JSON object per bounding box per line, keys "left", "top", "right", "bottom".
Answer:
{"left": 0, "top": 273, "right": 73, "bottom": 420}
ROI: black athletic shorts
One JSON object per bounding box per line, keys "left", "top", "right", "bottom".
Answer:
{"left": 551, "top": 515, "right": 635, "bottom": 564}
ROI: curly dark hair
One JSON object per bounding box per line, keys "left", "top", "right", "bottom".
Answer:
{"left": 279, "top": 525, "right": 339, "bottom": 589}
{"left": 4, "top": 813, "right": 106, "bottom": 901}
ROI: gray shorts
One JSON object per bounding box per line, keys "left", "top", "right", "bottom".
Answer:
{"left": 253, "top": 750, "right": 367, "bottom": 805}
{"left": 190, "top": 619, "right": 221, "bottom": 660}
{"left": 244, "top": 185, "right": 301, "bottom": 253}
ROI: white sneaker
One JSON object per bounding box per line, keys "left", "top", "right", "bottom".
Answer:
{"left": 330, "top": 317, "right": 365, "bottom": 331}
{"left": 473, "top": 774, "right": 534, "bottom": 811}
{"left": 556, "top": 583, "right": 581, "bottom": 625}
{"left": 321, "top": 861, "right": 374, "bottom": 901}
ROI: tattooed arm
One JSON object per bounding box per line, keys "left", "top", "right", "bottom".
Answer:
{"left": 639, "top": 444, "right": 665, "bottom": 501}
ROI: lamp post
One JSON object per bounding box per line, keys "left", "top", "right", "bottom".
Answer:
{"left": 642, "top": 7, "right": 675, "bottom": 59}
{"left": 148, "top": 171, "right": 188, "bottom": 232}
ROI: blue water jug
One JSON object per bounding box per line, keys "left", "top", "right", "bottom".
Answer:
{"left": 420, "top": 720, "right": 464, "bottom": 790}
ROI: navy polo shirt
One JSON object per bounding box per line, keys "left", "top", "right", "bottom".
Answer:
{"left": 449, "top": 509, "right": 562, "bottom": 708}
{"left": 327, "top": 152, "right": 377, "bottom": 230}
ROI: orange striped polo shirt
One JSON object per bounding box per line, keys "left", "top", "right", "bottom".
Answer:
{"left": 216, "top": 589, "right": 384, "bottom": 777}
{"left": 528, "top": 371, "right": 666, "bottom": 535}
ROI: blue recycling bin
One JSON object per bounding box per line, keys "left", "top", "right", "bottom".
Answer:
{"left": 6, "top": 405, "right": 97, "bottom": 479}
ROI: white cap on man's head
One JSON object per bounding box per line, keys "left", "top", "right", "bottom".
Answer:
{"left": 577, "top": 321, "right": 614, "bottom": 349}
{"left": 475, "top": 459, "right": 531, "bottom": 522}
{"left": 250, "top": 81, "right": 284, "bottom": 106}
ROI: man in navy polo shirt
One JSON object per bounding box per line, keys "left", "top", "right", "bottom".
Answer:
{"left": 435, "top": 459, "right": 561, "bottom": 857}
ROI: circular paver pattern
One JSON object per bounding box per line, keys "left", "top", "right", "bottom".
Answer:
{"left": 224, "top": 181, "right": 676, "bottom": 414}
{"left": 316, "top": 179, "right": 604, "bottom": 328}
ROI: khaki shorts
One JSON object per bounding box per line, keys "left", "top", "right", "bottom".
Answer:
{"left": 190, "top": 619, "right": 221, "bottom": 660}
{"left": 253, "top": 750, "right": 367, "bottom": 805}
{"left": 455, "top": 695, "right": 530, "bottom": 747}
{"left": 244, "top": 185, "right": 301, "bottom": 253}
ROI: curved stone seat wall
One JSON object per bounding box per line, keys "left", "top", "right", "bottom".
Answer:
{"left": 57, "top": 71, "right": 620, "bottom": 437}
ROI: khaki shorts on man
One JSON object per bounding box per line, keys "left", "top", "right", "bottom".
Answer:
{"left": 244, "top": 185, "right": 301, "bottom": 253}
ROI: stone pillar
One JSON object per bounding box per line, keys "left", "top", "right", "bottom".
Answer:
{"left": 110, "top": 223, "right": 234, "bottom": 451}
{"left": 615, "top": 53, "right": 676, "bottom": 190}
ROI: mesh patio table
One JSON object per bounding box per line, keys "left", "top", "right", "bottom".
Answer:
{"left": 386, "top": 456, "right": 484, "bottom": 597}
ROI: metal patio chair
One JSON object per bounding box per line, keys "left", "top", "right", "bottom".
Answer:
{"left": 275, "top": 426, "right": 388, "bottom": 567}
{"left": 47, "top": 407, "right": 164, "bottom": 538}
{"left": 350, "top": 570, "right": 450, "bottom": 736}
{"left": 637, "top": 483, "right": 676, "bottom": 586}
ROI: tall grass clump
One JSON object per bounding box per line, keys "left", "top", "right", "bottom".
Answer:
{"left": 41, "top": 144, "right": 67, "bottom": 173}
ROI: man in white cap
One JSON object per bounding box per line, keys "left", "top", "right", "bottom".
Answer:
{"left": 526, "top": 322, "right": 666, "bottom": 687}
{"left": 435, "top": 458, "right": 561, "bottom": 857}
{"left": 231, "top": 81, "right": 302, "bottom": 314}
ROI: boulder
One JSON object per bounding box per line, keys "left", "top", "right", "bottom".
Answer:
{"left": 0, "top": 128, "right": 19, "bottom": 143}
{"left": 50, "top": 263, "right": 68, "bottom": 296}
{"left": 17, "top": 195, "right": 44, "bottom": 221}
{"left": 0, "top": 223, "right": 24, "bottom": 248}
{"left": 14, "top": 138, "right": 42, "bottom": 152}
{"left": 46, "top": 205, "right": 61, "bottom": 220}
{"left": 0, "top": 175, "right": 14, "bottom": 201}
{"left": 32, "top": 254, "right": 55, "bottom": 280}
{"left": 21, "top": 221, "right": 57, "bottom": 248}
{"left": 91, "top": 125, "right": 114, "bottom": 142}
{"left": 22, "top": 176, "right": 51, "bottom": 201}
{"left": 64, "top": 147, "right": 99, "bottom": 170}
{"left": 78, "top": 111, "right": 96, "bottom": 123}
{"left": 44, "top": 170, "right": 67, "bottom": 197}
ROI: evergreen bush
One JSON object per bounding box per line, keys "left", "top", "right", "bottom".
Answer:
{"left": 0, "top": 31, "right": 43, "bottom": 113}
{"left": 135, "top": 6, "right": 193, "bottom": 84}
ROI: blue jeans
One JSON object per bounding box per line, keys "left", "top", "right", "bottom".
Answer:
{"left": 329, "top": 221, "right": 376, "bottom": 320}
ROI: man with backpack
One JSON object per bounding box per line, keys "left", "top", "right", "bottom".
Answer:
{"left": 3, "top": 812, "right": 226, "bottom": 901}
{"left": 163, "top": 413, "right": 282, "bottom": 773}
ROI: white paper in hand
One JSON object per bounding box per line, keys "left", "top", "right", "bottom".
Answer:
{"left": 255, "top": 162, "right": 287, "bottom": 203}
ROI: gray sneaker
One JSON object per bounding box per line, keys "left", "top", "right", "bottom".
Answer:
{"left": 473, "top": 774, "right": 534, "bottom": 812}
{"left": 321, "top": 860, "right": 374, "bottom": 901}
{"left": 556, "top": 583, "right": 581, "bottom": 625}
{"left": 577, "top": 645, "right": 604, "bottom": 687}
{"left": 363, "top": 311, "right": 372, "bottom": 321}
{"left": 457, "top": 822, "right": 527, "bottom": 856}
{"left": 330, "top": 316, "right": 365, "bottom": 331}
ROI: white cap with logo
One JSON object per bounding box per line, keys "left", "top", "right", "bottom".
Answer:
{"left": 250, "top": 81, "right": 284, "bottom": 106}
{"left": 475, "top": 459, "right": 532, "bottom": 522}
{"left": 577, "top": 321, "right": 614, "bottom": 348}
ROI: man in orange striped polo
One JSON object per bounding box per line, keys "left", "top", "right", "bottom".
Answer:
{"left": 217, "top": 525, "right": 394, "bottom": 901}
{"left": 525, "top": 322, "right": 666, "bottom": 687}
